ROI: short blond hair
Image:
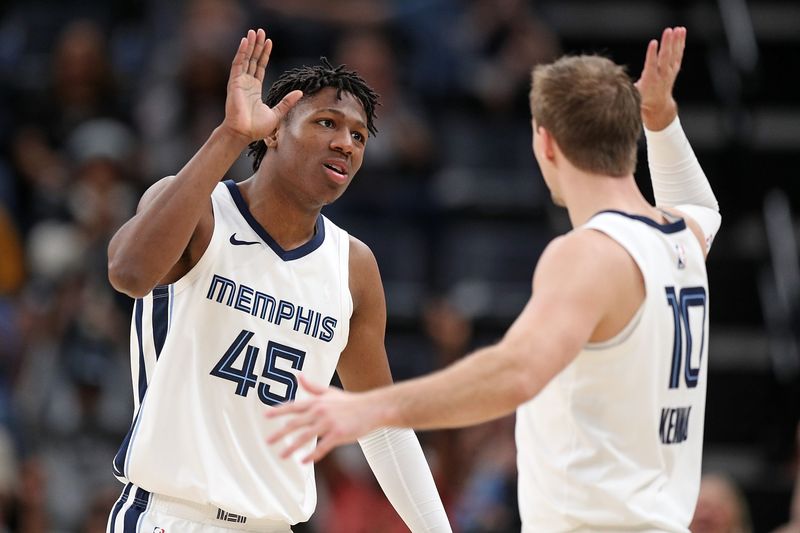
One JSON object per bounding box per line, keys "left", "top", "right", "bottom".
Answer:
{"left": 530, "top": 55, "right": 641, "bottom": 177}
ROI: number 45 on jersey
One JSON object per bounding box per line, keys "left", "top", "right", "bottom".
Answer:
{"left": 210, "top": 330, "right": 306, "bottom": 405}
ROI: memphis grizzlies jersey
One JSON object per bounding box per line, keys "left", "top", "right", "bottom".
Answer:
{"left": 516, "top": 210, "right": 710, "bottom": 532}
{"left": 113, "top": 180, "right": 352, "bottom": 524}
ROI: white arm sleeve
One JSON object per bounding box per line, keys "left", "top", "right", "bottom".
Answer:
{"left": 359, "top": 427, "right": 452, "bottom": 532}
{"left": 645, "top": 116, "right": 722, "bottom": 250}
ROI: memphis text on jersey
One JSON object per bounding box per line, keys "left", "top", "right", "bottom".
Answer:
{"left": 206, "top": 274, "right": 338, "bottom": 342}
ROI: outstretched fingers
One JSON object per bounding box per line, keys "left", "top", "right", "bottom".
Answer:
{"left": 266, "top": 407, "right": 314, "bottom": 442}
{"left": 230, "top": 36, "right": 249, "bottom": 80}
{"left": 230, "top": 29, "right": 274, "bottom": 82}
{"left": 672, "top": 27, "right": 687, "bottom": 71}
{"left": 637, "top": 38, "right": 659, "bottom": 86}
{"left": 281, "top": 427, "right": 321, "bottom": 461}
{"left": 248, "top": 29, "right": 266, "bottom": 77}
{"left": 304, "top": 434, "right": 338, "bottom": 463}
{"left": 255, "top": 38, "right": 272, "bottom": 83}
{"left": 656, "top": 27, "right": 674, "bottom": 74}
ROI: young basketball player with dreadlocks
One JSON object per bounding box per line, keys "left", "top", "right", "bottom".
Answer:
{"left": 106, "top": 29, "right": 450, "bottom": 532}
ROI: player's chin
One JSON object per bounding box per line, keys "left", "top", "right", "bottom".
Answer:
{"left": 323, "top": 181, "right": 353, "bottom": 204}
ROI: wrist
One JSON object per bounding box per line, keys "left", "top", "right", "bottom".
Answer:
{"left": 214, "top": 123, "right": 254, "bottom": 150}
{"left": 641, "top": 99, "right": 678, "bottom": 132}
{"left": 367, "top": 388, "right": 401, "bottom": 428}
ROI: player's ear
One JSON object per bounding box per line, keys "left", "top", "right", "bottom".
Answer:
{"left": 264, "top": 128, "right": 279, "bottom": 148}
{"left": 537, "top": 126, "right": 557, "bottom": 161}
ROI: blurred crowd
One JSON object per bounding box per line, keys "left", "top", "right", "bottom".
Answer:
{"left": 0, "top": 0, "right": 797, "bottom": 532}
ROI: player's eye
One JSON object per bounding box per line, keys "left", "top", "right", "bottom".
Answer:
{"left": 352, "top": 131, "right": 365, "bottom": 143}
{"left": 317, "top": 119, "right": 334, "bottom": 128}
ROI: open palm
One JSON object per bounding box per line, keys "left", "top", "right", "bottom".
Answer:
{"left": 635, "top": 27, "right": 686, "bottom": 130}
{"left": 224, "top": 29, "right": 303, "bottom": 141}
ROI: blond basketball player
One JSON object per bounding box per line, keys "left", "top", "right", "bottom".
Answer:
{"left": 268, "top": 27, "right": 721, "bottom": 532}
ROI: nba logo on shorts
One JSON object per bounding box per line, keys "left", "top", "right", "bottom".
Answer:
{"left": 153, "top": 528, "right": 166, "bottom": 533}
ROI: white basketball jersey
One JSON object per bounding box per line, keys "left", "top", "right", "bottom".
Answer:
{"left": 113, "top": 180, "right": 352, "bottom": 524}
{"left": 516, "top": 210, "right": 710, "bottom": 532}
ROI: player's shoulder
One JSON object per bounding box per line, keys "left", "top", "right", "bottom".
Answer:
{"left": 136, "top": 175, "right": 177, "bottom": 214}
{"left": 346, "top": 235, "right": 384, "bottom": 311}
{"left": 534, "top": 229, "right": 637, "bottom": 290}
{"left": 541, "top": 228, "right": 630, "bottom": 267}
{"left": 348, "top": 235, "right": 380, "bottom": 282}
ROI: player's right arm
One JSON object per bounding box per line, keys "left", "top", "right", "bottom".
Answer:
{"left": 107, "top": 29, "right": 302, "bottom": 297}
{"left": 636, "top": 27, "right": 721, "bottom": 257}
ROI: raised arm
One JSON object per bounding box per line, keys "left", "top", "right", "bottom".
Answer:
{"left": 635, "top": 27, "right": 721, "bottom": 252}
{"left": 107, "top": 29, "right": 302, "bottom": 297}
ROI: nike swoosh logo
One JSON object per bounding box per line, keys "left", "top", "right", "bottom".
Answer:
{"left": 229, "top": 233, "right": 259, "bottom": 246}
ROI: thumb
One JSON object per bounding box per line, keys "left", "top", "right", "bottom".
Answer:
{"left": 298, "top": 374, "right": 327, "bottom": 396}
{"left": 272, "top": 90, "right": 303, "bottom": 121}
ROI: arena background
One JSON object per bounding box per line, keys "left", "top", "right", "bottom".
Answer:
{"left": 0, "top": 0, "right": 798, "bottom": 531}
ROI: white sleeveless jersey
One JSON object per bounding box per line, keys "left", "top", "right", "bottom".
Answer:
{"left": 516, "top": 210, "right": 710, "bottom": 532}
{"left": 113, "top": 180, "right": 352, "bottom": 524}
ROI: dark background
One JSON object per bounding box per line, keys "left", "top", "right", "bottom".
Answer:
{"left": 0, "top": 0, "right": 798, "bottom": 531}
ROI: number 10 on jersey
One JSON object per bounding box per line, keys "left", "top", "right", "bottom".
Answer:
{"left": 665, "top": 286, "right": 707, "bottom": 389}
{"left": 211, "top": 329, "right": 306, "bottom": 405}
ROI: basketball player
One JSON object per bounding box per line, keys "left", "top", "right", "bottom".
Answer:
{"left": 105, "top": 29, "right": 450, "bottom": 532}
{"left": 268, "top": 27, "right": 721, "bottom": 531}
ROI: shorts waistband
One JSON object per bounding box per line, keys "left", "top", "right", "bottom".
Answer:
{"left": 149, "top": 492, "right": 292, "bottom": 532}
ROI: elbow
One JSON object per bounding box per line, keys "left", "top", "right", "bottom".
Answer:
{"left": 107, "top": 257, "right": 153, "bottom": 298}
{"left": 500, "top": 342, "right": 542, "bottom": 406}
{"left": 509, "top": 368, "right": 540, "bottom": 407}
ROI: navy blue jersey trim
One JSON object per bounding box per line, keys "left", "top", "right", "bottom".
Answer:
{"left": 134, "top": 299, "right": 147, "bottom": 401}
{"left": 224, "top": 180, "right": 325, "bottom": 261}
{"left": 108, "top": 483, "right": 132, "bottom": 532}
{"left": 152, "top": 285, "right": 170, "bottom": 359}
{"left": 113, "top": 408, "right": 141, "bottom": 478}
{"left": 594, "top": 209, "right": 687, "bottom": 234}
{"left": 123, "top": 487, "right": 150, "bottom": 531}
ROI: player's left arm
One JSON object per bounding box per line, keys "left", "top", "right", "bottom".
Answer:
{"left": 329, "top": 236, "right": 451, "bottom": 533}
{"left": 268, "top": 230, "right": 623, "bottom": 460}
{"left": 636, "top": 26, "right": 721, "bottom": 255}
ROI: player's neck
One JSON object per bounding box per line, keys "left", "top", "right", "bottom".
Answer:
{"left": 237, "top": 174, "right": 321, "bottom": 251}
{"left": 562, "top": 171, "right": 656, "bottom": 228}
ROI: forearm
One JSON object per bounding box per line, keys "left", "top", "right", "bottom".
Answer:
{"left": 108, "top": 126, "right": 248, "bottom": 295}
{"left": 644, "top": 116, "right": 719, "bottom": 212}
{"left": 372, "top": 343, "right": 533, "bottom": 431}
{"left": 359, "top": 428, "right": 451, "bottom": 532}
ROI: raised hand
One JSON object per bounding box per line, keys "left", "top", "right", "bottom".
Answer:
{"left": 266, "top": 375, "right": 382, "bottom": 463}
{"left": 635, "top": 26, "right": 687, "bottom": 131}
{"left": 222, "top": 29, "right": 303, "bottom": 142}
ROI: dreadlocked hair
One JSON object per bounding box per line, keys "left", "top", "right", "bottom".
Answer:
{"left": 246, "top": 57, "right": 379, "bottom": 171}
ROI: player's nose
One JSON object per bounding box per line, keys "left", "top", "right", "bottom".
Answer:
{"left": 329, "top": 128, "right": 354, "bottom": 156}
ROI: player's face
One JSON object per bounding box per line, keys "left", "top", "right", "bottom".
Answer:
{"left": 274, "top": 87, "right": 368, "bottom": 206}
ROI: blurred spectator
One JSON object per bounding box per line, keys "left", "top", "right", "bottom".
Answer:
{"left": 10, "top": 18, "right": 130, "bottom": 230}
{"left": 773, "top": 423, "right": 800, "bottom": 533}
{"left": 690, "top": 473, "right": 753, "bottom": 533}
{"left": 452, "top": 417, "right": 519, "bottom": 533}
{"left": 0, "top": 203, "right": 23, "bottom": 430}
{"left": 451, "top": 0, "right": 559, "bottom": 114}
{"left": 313, "top": 444, "right": 409, "bottom": 533}
{"left": 328, "top": 28, "right": 436, "bottom": 217}
{"left": 136, "top": 0, "right": 247, "bottom": 182}
{"left": 0, "top": 205, "right": 23, "bottom": 296}
{"left": 0, "top": 427, "right": 18, "bottom": 529}
{"left": 259, "top": 0, "right": 389, "bottom": 27}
